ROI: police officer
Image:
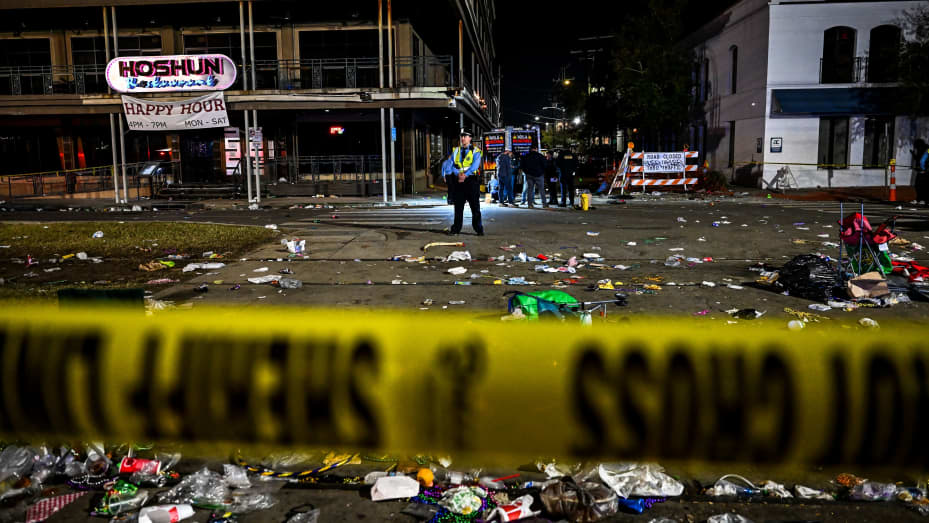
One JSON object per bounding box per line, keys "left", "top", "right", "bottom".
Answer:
{"left": 449, "top": 129, "right": 484, "bottom": 236}
{"left": 558, "top": 147, "right": 579, "bottom": 208}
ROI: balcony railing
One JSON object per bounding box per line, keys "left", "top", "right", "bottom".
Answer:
{"left": 0, "top": 64, "right": 107, "bottom": 95}
{"left": 251, "top": 55, "right": 454, "bottom": 90}
{"left": 820, "top": 56, "right": 868, "bottom": 84}
{"left": 0, "top": 55, "right": 454, "bottom": 95}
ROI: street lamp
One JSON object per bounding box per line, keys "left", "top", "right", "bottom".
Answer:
{"left": 534, "top": 116, "right": 540, "bottom": 121}
{"left": 573, "top": 117, "right": 581, "bottom": 125}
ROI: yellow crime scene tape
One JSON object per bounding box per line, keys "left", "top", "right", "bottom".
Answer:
{"left": 0, "top": 306, "right": 927, "bottom": 468}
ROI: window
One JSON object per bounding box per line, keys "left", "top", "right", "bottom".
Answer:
{"left": 184, "top": 32, "right": 276, "bottom": 88}
{"left": 868, "top": 25, "right": 901, "bottom": 83}
{"left": 117, "top": 35, "right": 162, "bottom": 57}
{"left": 0, "top": 38, "right": 51, "bottom": 67}
{"left": 71, "top": 37, "right": 109, "bottom": 93}
{"left": 299, "top": 30, "right": 377, "bottom": 88}
{"left": 0, "top": 39, "right": 52, "bottom": 94}
{"left": 822, "top": 26, "right": 857, "bottom": 84}
{"left": 818, "top": 117, "right": 849, "bottom": 168}
{"left": 728, "top": 121, "right": 736, "bottom": 168}
{"left": 729, "top": 45, "right": 738, "bottom": 94}
{"left": 862, "top": 116, "right": 894, "bottom": 168}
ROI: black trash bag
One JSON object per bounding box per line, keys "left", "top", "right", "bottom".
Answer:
{"left": 778, "top": 254, "right": 838, "bottom": 302}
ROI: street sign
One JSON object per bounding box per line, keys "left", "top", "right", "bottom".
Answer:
{"left": 643, "top": 152, "right": 685, "bottom": 173}
{"left": 770, "top": 137, "right": 783, "bottom": 153}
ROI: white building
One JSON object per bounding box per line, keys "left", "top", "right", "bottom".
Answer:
{"left": 687, "top": 0, "right": 929, "bottom": 190}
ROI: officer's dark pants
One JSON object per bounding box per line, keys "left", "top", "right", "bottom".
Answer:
{"left": 561, "top": 176, "right": 575, "bottom": 207}
{"left": 451, "top": 176, "right": 483, "bottom": 234}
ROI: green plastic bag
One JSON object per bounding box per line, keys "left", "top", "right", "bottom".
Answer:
{"left": 508, "top": 290, "right": 579, "bottom": 320}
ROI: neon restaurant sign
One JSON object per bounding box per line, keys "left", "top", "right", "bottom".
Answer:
{"left": 105, "top": 54, "right": 237, "bottom": 93}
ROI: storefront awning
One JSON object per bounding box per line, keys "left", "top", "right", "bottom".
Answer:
{"left": 770, "top": 87, "right": 901, "bottom": 117}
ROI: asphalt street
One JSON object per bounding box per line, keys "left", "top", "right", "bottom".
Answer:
{"left": 5, "top": 193, "right": 928, "bottom": 323}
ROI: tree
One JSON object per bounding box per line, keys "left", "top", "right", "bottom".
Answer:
{"left": 562, "top": 0, "right": 698, "bottom": 155}
{"left": 899, "top": 6, "right": 929, "bottom": 114}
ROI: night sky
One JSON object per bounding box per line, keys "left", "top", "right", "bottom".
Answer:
{"left": 494, "top": 0, "right": 739, "bottom": 126}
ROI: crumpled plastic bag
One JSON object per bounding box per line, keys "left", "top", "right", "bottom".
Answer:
{"left": 438, "top": 486, "right": 486, "bottom": 515}
{"left": 850, "top": 481, "right": 898, "bottom": 501}
{"left": 158, "top": 467, "right": 227, "bottom": 506}
{"left": 705, "top": 475, "right": 759, "bottom": 497}
{"left": 597, "top": 463, "right": 684, "bottom": 498}
{"left": 446, "top": 251, "right": 472, "bottom": 262}
{"left": 795, "top": 485, "right": 833, "bottom": 500}
{"left": 541, "top": 478, "right": 618, "bottom": 522}
{"left": 536, "top": 460, "right": 581, "bottom": 479}
{"left": 707, "top": 514, "right": 755, "bottom": 523}
{"left": 760, "top": 480, "right": 792, "bottom": 498}
{"left": 0, "top": 446, "right": 36, "bottom": 484}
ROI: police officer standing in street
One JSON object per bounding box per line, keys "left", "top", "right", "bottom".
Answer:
{"left": 558, "top": 147, "right": 578, "bottom": 208}
{"left": 449, "top": 129, "right": 484, "bottom": 236}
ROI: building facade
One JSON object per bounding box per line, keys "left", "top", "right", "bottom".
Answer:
{"left": 0, "top": 0, "right": 500, "bottom": 198}
{"left": 687, "top": 0, "right": 928, "bottom": 190}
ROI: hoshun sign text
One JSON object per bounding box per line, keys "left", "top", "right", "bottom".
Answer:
{"left": 106, "top": 54, "right": 237, "bottom": 93}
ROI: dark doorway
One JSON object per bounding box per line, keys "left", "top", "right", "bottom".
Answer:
{"left": 179, "top": 132, "right": 221, "bottom": 182}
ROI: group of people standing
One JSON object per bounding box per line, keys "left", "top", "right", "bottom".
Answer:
{"left": 440, "top": 129, "right": 581, "bottom": 236}
{"left": 492, "top": 144, "right": 578, "bottom": 209}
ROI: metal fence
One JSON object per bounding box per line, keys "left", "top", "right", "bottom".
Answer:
{"left": 1, "top": 161, "right": 180, "bottom": 200}
{"left": 234, "top": 55, "right": 454, "bottom": 90}
{"left": 0, "top": 64, "right": 108, "bottom": 95}
{"left": 820, "top": 57, "right": 868, "bottom": 84}
{"left": 269, "top": 155, "right": 383, "bottom": 184}
{"left": 0, "top": 55, "right": 454, "bottom": 95}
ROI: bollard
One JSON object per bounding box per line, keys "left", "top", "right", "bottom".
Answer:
{"left": 889, "top": 159, "right": 896, "bottom": 202}
{"left": 581, "top": 192, "right": 590, "bottom": 211}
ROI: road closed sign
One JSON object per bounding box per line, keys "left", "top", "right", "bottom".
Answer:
{"left": 121, "top": 92, "right": 229, "bottom": 131}
{"left": 643, "top": 152, "right": 685, "bottom": 173}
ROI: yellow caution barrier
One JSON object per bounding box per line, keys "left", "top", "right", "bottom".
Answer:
{"left": 0, "top": 306, "right": 927, "bottom": 467}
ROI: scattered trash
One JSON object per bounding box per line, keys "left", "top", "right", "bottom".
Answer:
{"left": 446, "top": 251, "right": 472, "bottom": 262}
{"left": 707, "top": 514, "right": 755, "bottom": 523}
{"left": 787, "top": 320, "right": 805, "bottom": 331}
{"left": 729, "top": 309, "right": 765, "bottom": 320}
{"left": 182, "top": 262, "right": 225, "bottom": 273}
{"left": 858, "top": 317, "right": 879, "bottom": 329}
{"left": 701, "top": 281, "right": 716, "bottom": 287}
{"left": 278, "top": 278, "right": 303, "bottom": 289}
{"left": 448, "top": 267, "right": 467, "bottom": 275}
{"left": 796, "top": 485, "right": 833, "bottom": 500}
{"left": 286, "top": 239, "right": 306, "bottom": 254}
{"left": 808, "top": 304, "right": 832, "bottom": 312}
{"left": 598, "top": 463, "right": 684, "bottom": 498}
{"left": 92, "top": 231, "right": 104, "bottom": 238}
{"left": 371, "top": 476, "right": 420, "bottom": 501}
{"left": 248, "top": 275, "right": 278, "bottom": 284}
{"left": 847, "top": 272, "right": 890, "bottom": 298}
{"left": 264, "top": 224, "right": 278, "bottom": 230}
{"left": 586, "top": 231, "right": 600, "bottom": 236}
